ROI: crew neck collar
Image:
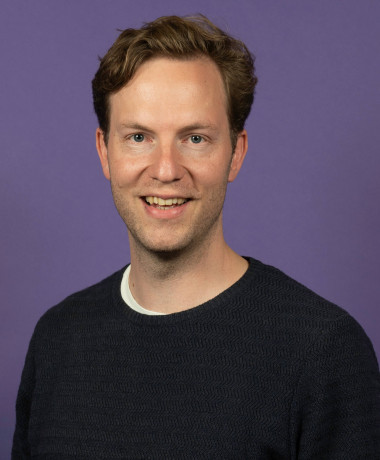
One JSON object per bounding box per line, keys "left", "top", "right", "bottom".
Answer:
{"left": 112, "top": 257, "right": 258, "bottom": 326}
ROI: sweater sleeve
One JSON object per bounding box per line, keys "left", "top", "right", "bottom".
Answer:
{"left": 290, "top": 314, "right": 380, "bottom": 459}
{"left": 12, "top": 331, "right": 36, "bottom": 460}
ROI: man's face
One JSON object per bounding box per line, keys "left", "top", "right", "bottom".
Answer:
{"left": 96, "top": 57, "right": 247, "bottom": 255}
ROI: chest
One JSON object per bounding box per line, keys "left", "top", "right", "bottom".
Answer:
{"left": 29, "top": 324, "right": 296, "bottom": 458}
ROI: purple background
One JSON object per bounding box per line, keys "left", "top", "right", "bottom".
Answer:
{"left": 1, "top": 0, "right": 379, "bottom": 454}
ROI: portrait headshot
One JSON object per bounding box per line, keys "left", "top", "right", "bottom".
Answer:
{"left": 1, "top": 1, "right": 380, "bottom": 458}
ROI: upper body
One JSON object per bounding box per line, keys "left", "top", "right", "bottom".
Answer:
{"left": 13, "top": 14, "right": 380, "bottom": 459}
{"left": 12, "top": 258, "right": 380, "bottom": 459}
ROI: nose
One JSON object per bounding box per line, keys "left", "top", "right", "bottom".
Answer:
{"left": 149, "top": 141, "right": 184, "bottom": 183}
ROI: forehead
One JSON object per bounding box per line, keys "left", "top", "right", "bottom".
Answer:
{"left": 108, "top": 57, "right": 228, "bottom": 128}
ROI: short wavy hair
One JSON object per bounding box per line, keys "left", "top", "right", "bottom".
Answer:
{"left": 92, "top": 15, "right": 258, "bottom": 147}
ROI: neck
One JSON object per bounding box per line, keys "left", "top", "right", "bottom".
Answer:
{"left": 128, "top": 228, "right": 248, "bottom": 314}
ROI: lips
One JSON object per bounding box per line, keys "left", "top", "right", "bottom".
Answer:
{"left": 144, "top": 196, "right": 188, "bottom": 209}
{"left": 145, "top": 196, "right": 187, "bottom": 206}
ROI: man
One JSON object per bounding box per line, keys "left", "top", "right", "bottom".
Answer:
{"left": 13, "top": 15, "right": 380, "bottom": 459}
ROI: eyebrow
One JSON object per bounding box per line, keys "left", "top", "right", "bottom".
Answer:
{"left": 118, "top": 122, "right": 219, "bottom": 134}
{"left": 177, "top": 123, "right": 219, "bottom": 134}
{"left": 119, "top": 122, "right": 153, "bottom": 132}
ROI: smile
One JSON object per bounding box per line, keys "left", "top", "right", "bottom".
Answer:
{"left": 144, "top": 196, "right": 188, "bottom": 210}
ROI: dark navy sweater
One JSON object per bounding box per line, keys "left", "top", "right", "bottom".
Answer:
{"left": 12, "top": 258, "right": 380, "bottom": 459}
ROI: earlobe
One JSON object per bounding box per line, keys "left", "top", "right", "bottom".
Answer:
{"left": 228, "top": 130, "right": 248, "bottom": 183}
{"left": 96, "top": 128, "right": 111, "bottom": 180}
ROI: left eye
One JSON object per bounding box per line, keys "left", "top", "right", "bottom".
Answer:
{"left": 190, "top": 135, "right": 203, "bottom": 144}
{"left": 132, "top": 133, "right": 145, "bottom": 142}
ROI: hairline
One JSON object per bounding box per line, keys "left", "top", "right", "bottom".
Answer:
{"left": 102, "top": 53, "right": 238, "bottom": 150}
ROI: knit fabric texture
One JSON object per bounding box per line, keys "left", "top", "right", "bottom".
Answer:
{"left": 12, "top": 258, "right": 380, "bottom": 459}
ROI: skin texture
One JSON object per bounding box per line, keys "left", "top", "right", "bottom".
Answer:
{"left": 96, "top": 57, "right": 248, "bottom": 312}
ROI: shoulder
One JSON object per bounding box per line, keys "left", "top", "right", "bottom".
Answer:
{"left": 246, "top": 256, "right": 352, "bottom": 320}
{"left": 242, "top": 257, "right": 378, "bottom": 360}
{"left": 33, "top": 266, "right": 126, "bottom": 338}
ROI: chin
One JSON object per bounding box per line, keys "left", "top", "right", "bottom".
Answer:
{"left": 130, "top": 231, "right": 196, "bottom": 257}
{"left": 141, "top": 240, "right": 191, "bottom": 255}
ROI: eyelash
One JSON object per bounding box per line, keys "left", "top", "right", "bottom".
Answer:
{"left": 188, "top": 135, "right": 204, "bottom": 144}
{"left": 130, "top": 133, "right": 145, "bottom": 143}
{"left": 126, "top": 133, "right": 207, "bottom": 145}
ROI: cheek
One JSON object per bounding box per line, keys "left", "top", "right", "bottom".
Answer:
{"left": 195, "top": 159, "right": 232, "bottom": 187}
{"left": 109, "top": 157, "right": 143, "bottom": 187}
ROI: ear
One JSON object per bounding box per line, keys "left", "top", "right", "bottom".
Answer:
{"left": 228, "top": 130, "right": 248, "bottom": 182}
{"left": 96, "top": 127, "right": 111, "bottom": 180}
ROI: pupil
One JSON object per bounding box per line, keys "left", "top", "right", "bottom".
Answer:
{"left": 191, "top": 135, "right": 201, "bottom": 144}
{"left": 134, "top": 134, "right": 144, "bottom": 142}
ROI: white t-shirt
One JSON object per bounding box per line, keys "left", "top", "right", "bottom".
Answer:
{"left": 121, "top": 265, "right": 165, "bottom": 316}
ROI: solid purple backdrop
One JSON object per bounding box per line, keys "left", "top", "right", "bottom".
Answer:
{"left": 1, "top": 0, "right": 379, "bottom": 455}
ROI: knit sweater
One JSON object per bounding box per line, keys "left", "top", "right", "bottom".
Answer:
{"left": 12, "top": 258, "right": 380, "bottom": 459}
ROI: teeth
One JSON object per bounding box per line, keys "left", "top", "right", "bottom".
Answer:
{"left": 145, "top": 196, "right": 187, "bottom": 206}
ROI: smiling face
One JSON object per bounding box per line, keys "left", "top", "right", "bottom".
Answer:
{"left": 96, "top": 57, "right": 247, "bottom": 256}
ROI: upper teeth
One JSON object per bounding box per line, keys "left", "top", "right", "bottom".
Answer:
{"left": 145, "top": 196, "right": 187, "bottom": 206}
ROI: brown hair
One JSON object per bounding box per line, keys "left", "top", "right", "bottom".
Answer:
{"left": 92, "top": 15, "right": 258, "bottom": 147}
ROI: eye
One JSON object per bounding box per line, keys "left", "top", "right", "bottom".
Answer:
{"left": 132, "top": 133, "right": 145, "bottom": 142}
{"left": 190, "top": 135, "right": 203, "bottom": 144}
